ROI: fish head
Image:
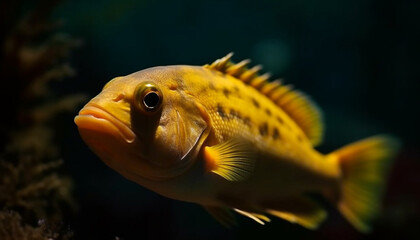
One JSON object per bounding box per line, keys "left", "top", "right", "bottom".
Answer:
{"left": 75, "top": 66, "right": 210, "bottom": 181}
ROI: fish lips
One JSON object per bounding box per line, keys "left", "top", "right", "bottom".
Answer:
{"left": 74, "top": 105, "right": 136, "bottom": 144}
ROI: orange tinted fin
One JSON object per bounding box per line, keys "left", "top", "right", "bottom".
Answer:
{"left": 233, "top": 209, "right": 271, "bottom": 225}
{"left": 329, "top": 135, "right": 401, "bottom": 232}
{"left": 204, "top": 53, "right": 324, "bottom": 146}
{"left": 204, "top": 206, "right": 237, "bottom": 228}
{"left": 263, "top": 196, "right": 327, "bottom": 230}
{"left": 204, "top": 138, "right": 255, "bottom": 181}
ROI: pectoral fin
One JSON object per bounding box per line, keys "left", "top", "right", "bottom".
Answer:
{"left": 204, "top": 138, "right": 255, "bottom": 181}
{"left": 263, "top": 196, "right": 327, "bottom": 230}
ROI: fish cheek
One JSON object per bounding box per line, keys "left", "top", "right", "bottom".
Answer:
{"left": 130, "top": 104, "right": 161, "bottom": 155}
{"left": 130, "top": 86, "right": 208, "bottom": 170}
{"left": 130, "top": 107, "right": 180, "bottom": 168}
{"left": 151, "top": 103, "right": 208, "bottom": 167}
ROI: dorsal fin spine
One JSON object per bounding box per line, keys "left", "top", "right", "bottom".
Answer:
{"left": 250, "top": 73, "right": 271, "bottom": 89}
{"left": 226, "top": 59, "right": 251, "bottom": 77}
{"left": 260, "top": 79, "right": 282, "bottom": 95}
{"left": 278, "top": 89, "right": 300, "bottom": 105}
{"left": 270, "top": 84, "right": 293, "bottom": 102}
{"left": 240, "top": 65, "right": 262, "bottom": 82}
{"left": 205, "top": 53, "right": 324, "bottom": 146}
{"left": 208, "top": 52, "right": 233, "bottom": 70}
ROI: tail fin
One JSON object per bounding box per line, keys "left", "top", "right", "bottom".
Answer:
{"left": 329, "top": 135, "right": 400, "bottom": 232}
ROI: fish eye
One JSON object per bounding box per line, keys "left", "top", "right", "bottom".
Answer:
{"left": 135, "top": 82, "right": 162, "bottom": 113}
{"left": 143, "top": 91, "right": 160, "bottom": 109}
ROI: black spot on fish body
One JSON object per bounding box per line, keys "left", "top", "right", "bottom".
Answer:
{"left": 199, "top": 86, "right": 207, "bottom": 94}
{"left": 223, "top": 88, "right": 231, "bottom": 98}
{"left": 273, "top": 127, "right": 280, "bottom": 140}
{"left": 209, "top": 81, "right": 216, "bottom": 90}
{"left": 230, "top": 109, "right": 242, "bottom": 120}
{"left": 265, "top": 108, "right": 272, "bottom": 116}
{"left": 217, "top": 104, "right": 228, "bottom": 119}
{"left": 243, "top": 116, "right": 251, "bottom": 127}
{"left": 297, "top": 134, "right": 303, "bottom": 142}
{"left": 276, "top": 116, "right": 284, "bottom": 124}
{"left": 259, "top": 122, "right": 269, "bottom": 136}
{"left": 251, "top": 98, "right": 260, "bottom": 109}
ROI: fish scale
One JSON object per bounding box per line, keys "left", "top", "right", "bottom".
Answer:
{"left": 205, "top": 53, "right": 323, "bottom": 146}
{"left": 197, "top": 66, "right": 312, "bottom": 163}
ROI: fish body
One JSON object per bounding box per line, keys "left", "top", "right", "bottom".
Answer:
{"left": 75, "top": 54, "right": 400, "bottom": 231}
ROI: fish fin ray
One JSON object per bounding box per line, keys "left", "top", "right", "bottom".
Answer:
{"left": 204, "top": 206, "right": 237, "bottom": 228}
{"left": 263, "top": 196, "right": 327, "bottom": 230}
{"left": 204, "top": 138, "right": 255, "bottom": 181}
{"left": 204, "top": 53, "right": 324, "bottom": 146}
{"left": 233, "top": 208, "right": 271, "bottom": 225}
{"left": 330, "top": 135, "right": 401, "bottom": 232}
{"left": 271, "top": 87, "right": 323, "bottom": 146}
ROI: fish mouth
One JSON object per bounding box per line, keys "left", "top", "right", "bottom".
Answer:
{"left": 74, "top": 104, "right": 136, "bottom": 143}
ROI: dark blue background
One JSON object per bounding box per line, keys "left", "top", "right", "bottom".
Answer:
{"left": 53, "top": 0, "right": 420, "bottom": 239}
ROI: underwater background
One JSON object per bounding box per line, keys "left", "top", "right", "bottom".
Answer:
{"left": 1, "top": 0, "right": 419, "bottom": 239}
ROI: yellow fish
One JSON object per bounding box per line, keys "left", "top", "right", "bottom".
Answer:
{"left": 74, "top": 53, "right": 400, "bottom": 232}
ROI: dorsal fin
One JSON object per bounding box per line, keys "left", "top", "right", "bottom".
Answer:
{"left": 204, "top": 53, "right": 324, "bottom": 146}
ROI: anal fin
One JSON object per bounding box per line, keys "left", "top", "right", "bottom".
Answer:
{"left": 234, "top": 208, "right": 271, "bottom": 225}
{"left": 263, "top": 196, "right": 327, "bottom": 230}
{"left": 204, "top": 206, "right": 237, "bottom": 228}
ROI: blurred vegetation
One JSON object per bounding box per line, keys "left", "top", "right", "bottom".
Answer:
{"left": 0, "top": 0, "right": 85, "bottom": 239}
